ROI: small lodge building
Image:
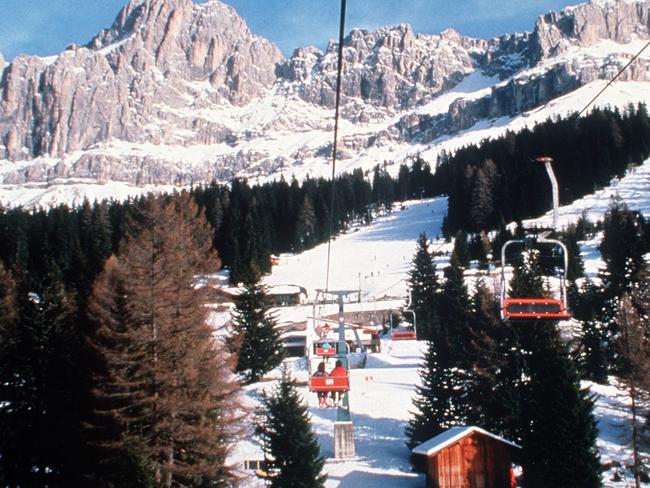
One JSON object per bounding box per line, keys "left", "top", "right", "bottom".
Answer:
{"left": 267, "top": 285, "right": 307, "bottom": 307}
{"left": 412, "top": 426, "right": 520, "bottom": 488}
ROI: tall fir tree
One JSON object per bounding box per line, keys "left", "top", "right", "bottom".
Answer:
{"left": 231, "top": 275, "right": 284, "bottom": 384}
{"left": 597, "top": 200, "right": 647, "bottom": 372}
{"left": 452, "top": 231, "right": 471, "bottom": 267}
{"left": 520, "top": 324, "right": 601, "bottom": 488}
{"left": 575, "top": 279, "right": 609, "bottom": 383}
{"left": 88, "top": 194, "right": 242, "bottom": 487}
{"left": 257, "top": 366, "right": 326, "bottom": 488}
{"left": 0, "top": 261, "right": 84, "bottom": 486}
{"left": 436, "top": 251, "right": 472, "bottom": 364}
{"left": 462, "top": 276, "right": 528, "bottom": 442}
{"left": 508, "top": 251, "right": 601, "bottom": 487}
{"left": 407, "top": 233, "right": 439, "bottom": 340}
{"left": 406, "top": 341, "right": 469, "bottom": 450}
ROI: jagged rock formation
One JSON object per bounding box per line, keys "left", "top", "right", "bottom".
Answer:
{"left": 0, "top": 0, "right": 282, "bottom": 160}
{"left": 1, "top": 0, "right": 649, "bottom": 200}
{"left": 279, "top": 25, "right": 486, "bottom": 112}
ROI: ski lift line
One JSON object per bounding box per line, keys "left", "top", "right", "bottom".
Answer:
{"left": 324, "top": 0, "right": 347, "bottom": 293}
{"left": 577, "top": 39, "right": 650, "bottom": 118}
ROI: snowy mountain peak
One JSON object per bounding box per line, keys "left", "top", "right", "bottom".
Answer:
{"left": 1, "top": 0, "right": 650, "bottom": 208}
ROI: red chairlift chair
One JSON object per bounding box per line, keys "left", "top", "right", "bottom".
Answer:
{"left": 499, "top": 157, "right": 571, "bottom": 322}
{"left": 391, "top": 329, "right": 416, "bottom": 340}
{"left": 308, "top": 342, "right": 351, "bottom": 394}
{"left": 499, "top": 235, "right": 571, "bottom": 321}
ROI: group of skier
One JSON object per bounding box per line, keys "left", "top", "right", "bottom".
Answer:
{"left": 312, "top": 360, "right": 348, "bottom": 407}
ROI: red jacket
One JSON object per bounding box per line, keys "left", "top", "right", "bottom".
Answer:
{"left": 329, "top": 366, "right": 348, "bottom": 378}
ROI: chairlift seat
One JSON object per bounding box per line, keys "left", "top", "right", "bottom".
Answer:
{"left": 391, "top": 330, "right": 417, "bottom": 340}
{"left": 313, "top": 342, "right": 337, "bottom": 356}
{"left": 502, "top": 298, "right": 570, "bottom": 320}
{"left": 309, "top": 375, "right": 350, "bottom": 392}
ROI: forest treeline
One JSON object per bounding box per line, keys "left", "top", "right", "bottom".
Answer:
{"left": 438, "top": 103, "right": 650, "bottom": 233}
{"left": 1, "top": 104, "right": 649, "bottom": 287}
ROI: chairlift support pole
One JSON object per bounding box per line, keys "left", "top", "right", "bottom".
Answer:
{"left": 499, "top": 157, "right": 571, "bottom": 321}
{"left": 537, "top": 156, "right": 560, "bottom": 231}
{"left": 322, "top": 289, "right": 357, "bottom": 459}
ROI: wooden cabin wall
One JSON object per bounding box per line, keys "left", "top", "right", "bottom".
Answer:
{"left": 426, "top": 433, "right": 512, "bottom": 488}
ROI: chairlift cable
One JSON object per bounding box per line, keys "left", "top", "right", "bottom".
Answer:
{"left": 324, "top": 0, "right": 347, "bottom": 293}
{"left": 577, "top": 39, "right": 650, "bottom": 117}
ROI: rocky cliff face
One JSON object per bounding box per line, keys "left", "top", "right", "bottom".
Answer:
{"left": 530, "top": 0, "right": 650, "bottom": 62}
{"left": 0, "top": 0, "right": 282, "bottom": 160}
{"left": 278, "top": 25, "right": 487, "bottom": 113}
{"left": 1, "top": 0, "right": 649, "bottom": 200}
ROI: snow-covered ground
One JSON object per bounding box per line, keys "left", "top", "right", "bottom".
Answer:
{"left": 229, "top": 167, "right": 650, "bottom": 486}
{"left": 264, "top": 197, "right": 449, "bottom": 301}
{"left": 234, "top": 341, "right": 649, "bottom": 487}
{"left": 523, "top": 156, "right": 650, "bottom": 231}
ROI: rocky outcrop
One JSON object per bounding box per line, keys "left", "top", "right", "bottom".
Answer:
{"left": 0, "top": 0, "right": 282, "bottom": 160}
{"left": 278, "top": 25, "right": 486, "bottom": 111}
{"left": 529, "top": 0, "right": 650, "bottom": 63}
{"left": 1, "top": 0, "right": 650, "bottom": 198}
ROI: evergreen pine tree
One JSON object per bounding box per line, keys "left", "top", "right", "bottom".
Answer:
{"left": 0, "top": 261, "right": 83, "bottom": 486}
{"left": 508, "top": 251, "right": 601, "bottom": 487}
{"left": 407, "top": 233, "right": 439, "bottom": 340}
{"left": 437, "top": 252, "right": 472, "bottom": 363}
{"left": 257, "top": 366, "right": 326, "bottom": 488}
{"left": 231, "top": 275, "right": 284, "bottom": 384}
{"left": 509, "top": 249, "right": 545, "bottom": 298}
{"left": 575, "top": 279, "right": 609, "bottom": 383}
{"left": 406, "top": 341, "right": 469, "bottom": 450}
{"left": 599, "top": 200, "right": 646, "bottom": 298}
{"left": 520, "top": 325, "right": 601, "bottom": 488}
{"left": 452, "top": 231, "right": 471, "bottom": 267}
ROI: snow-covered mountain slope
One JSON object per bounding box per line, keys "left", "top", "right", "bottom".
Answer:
{"left": 263, "top": 154, "right": 650, "bottom": 305}
{"left": 1, "top": 0, "right": 650, "bottom": 208}
{"left": 264, "top": 197, "right": 448, "bottom": 301}
{"left": 228, "top": 164, "right": 650, "bottom": 486}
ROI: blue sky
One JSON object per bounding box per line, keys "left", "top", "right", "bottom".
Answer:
{"left": 0, "top": 0, "right": 582, "bottom": 61}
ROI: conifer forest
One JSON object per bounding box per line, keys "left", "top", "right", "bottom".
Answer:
{"left": 1, "top": 101, "right": 650, "bottom": 486}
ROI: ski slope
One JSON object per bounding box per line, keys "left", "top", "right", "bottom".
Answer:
{"left": 230, "top": 160, "right": 650, "bottom": 486}
{"left": 235, "top": 341, "right": 648, "bottom": 487}
{"left": 263, "top": 197, "right": 449, "bottom": 301}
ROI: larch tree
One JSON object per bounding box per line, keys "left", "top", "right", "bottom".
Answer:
{"left": 88, "top": 193, "right": 243, "bottom": 487}
{"left": 230, "top": 275, "right": 284, "bottom": 384}
{"left": 256, "top": 366, "right": 326, "bottom": 488}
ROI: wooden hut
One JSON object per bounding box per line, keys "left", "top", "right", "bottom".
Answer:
{"left": 412, "top": 426, "right": 520, "bottom": 488}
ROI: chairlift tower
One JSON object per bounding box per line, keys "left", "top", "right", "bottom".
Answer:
{"left": 321, "top": 289, "right": 357, "bottom": 459}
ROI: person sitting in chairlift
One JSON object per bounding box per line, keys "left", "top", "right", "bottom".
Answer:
{"left": 329, "top": 360, "right": 348, "bottom": 407}
{"left": 312, "top": 362, "right": 329, "bottom": 408}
